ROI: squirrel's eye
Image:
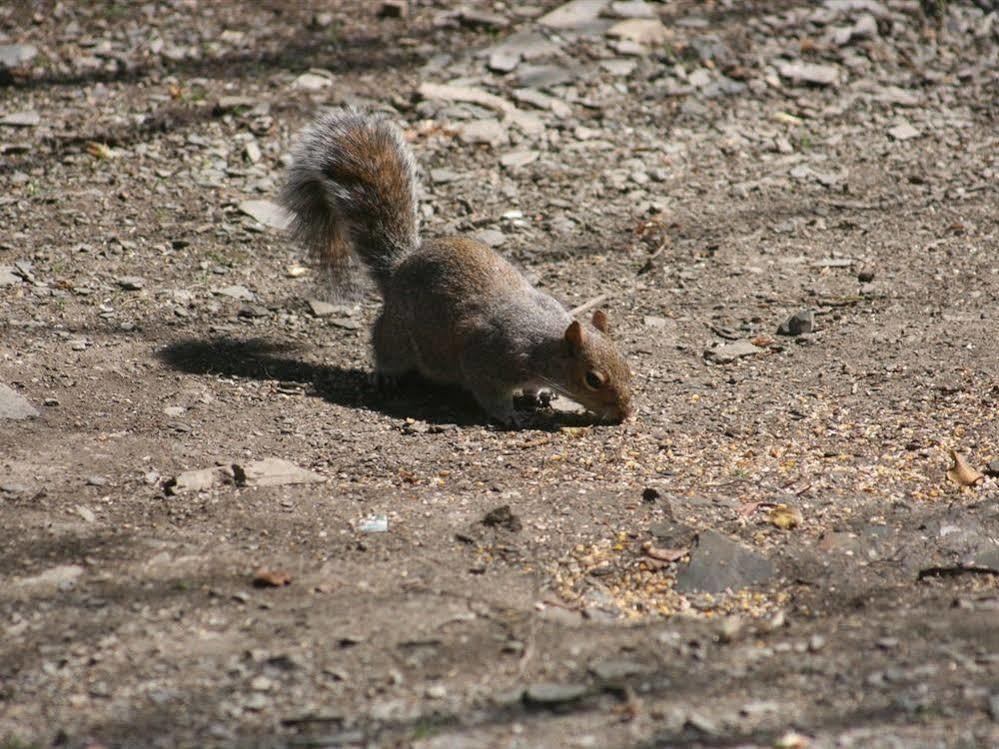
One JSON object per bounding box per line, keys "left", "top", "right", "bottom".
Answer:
{"left": 584, "top": 371, "right": 604, "bottom": 390}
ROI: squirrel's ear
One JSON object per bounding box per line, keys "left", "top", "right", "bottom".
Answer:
{"left": 592, "top": 309, "right": 609, "bottom": 335}
{"left": 564, "top": 320, "right": 585, "bottom": 354}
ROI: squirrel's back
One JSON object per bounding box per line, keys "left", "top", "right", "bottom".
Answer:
{"left": 279, "top": 109, "right": 419, "bottom": 294}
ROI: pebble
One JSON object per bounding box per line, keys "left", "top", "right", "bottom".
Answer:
{"left": 0, "top": 384, "right": 39, "bottom": 420}
{"left": 0, "top": 110, "right": 41, "bottom": 127}
{"left": 293, "top": 71, "right": 333, "bottom": 91}
{"left": 703, "top": 340, "right": 762, "bottom": 364}
{"left": 457, "top": 119, "right": 509, "bottom": 147}
{"left": 0, "top": 44, "right": 38, "bottom": 68}
{"left": 888, "top": 122, "right": 920, "bottom": 141}
{"left": 238, "top": 199, "right": 290, "bottom": 230}
{"left": 590, "top": 658, "right": 647, "bottom": 681}
{"left": 523, "top": 682, "right": 588, "bottom": 706}
{"left": 500, "top": 149, "right": 539, "bottom": 169}
{"left": 232, "top": 458, "right": 324, "bottom": 487}
{"left": 985, "top": 460, "right": 999, "bottom": 478}
{"left": 216, "top": 285, "right": 256, "bottom": 302}
{"left": 117, "top": 276, "right": 145, "bottom": 291}
{"left": 778, "top": 61, "right": 840, "bottom": 87}
{"left": 0, "top": 265, "right": 20, "bottom": 286}
{"left": 607, "top": 1, "right": 655, "bottom": 19}
{"left": 475, "top": 229, "right": 506, "bottom": 247}
{"left": 777, "top": 310, "right": 815, "bottom": 337}
{"left": 607, "top": 18, "right": 670, "bottom": 45}
{"left": 538, "top": 0, "right": 610, "bottom": 30}
{"left": 86, "top": 476, "right": 109, "bottom": 487}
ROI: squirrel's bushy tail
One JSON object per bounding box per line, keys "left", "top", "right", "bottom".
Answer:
{"left": 280, "top": 108, "right": 419, "bottom": 295}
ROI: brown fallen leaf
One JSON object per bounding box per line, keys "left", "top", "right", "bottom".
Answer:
{"left": 947, "top": 449, "right": 984, "bottom": 487}
{"left": 642, "top": 542, "right": 687, "bottom": 562}
{"left": 85, "top": 141, "right": 113, "bottom": 159}
{"left": 253, "top": 568, "right": 293, "bottom": 588}
{"left": 769, "top": 504, "right": 803, "bottom": 530}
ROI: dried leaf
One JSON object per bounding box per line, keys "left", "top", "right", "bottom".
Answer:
{"left": 947, "top": 450, "right": 984, "bottom": 487}
{"left": 253, "top": 568, "right": 293, "bottom": 588}
{"left": 642, "top": 542, "right": 687, "bottom": 562}
{"left": 85, "top": 141, "right": 113, "bottom": 159}
{"left": 769, "top": 504, "right": 802, "bottom": 530}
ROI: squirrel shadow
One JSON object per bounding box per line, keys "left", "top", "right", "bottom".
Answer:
{"left": 157, "top": 337, "right": 596, "bottom": 430}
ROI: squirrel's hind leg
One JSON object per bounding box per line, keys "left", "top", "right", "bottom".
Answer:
{"left": 372, "top": 309, "right": 416, "bottom": 389}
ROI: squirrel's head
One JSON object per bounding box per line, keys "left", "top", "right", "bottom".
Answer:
{"left": 562, "top": 311, "right": 633, "bottom": 423}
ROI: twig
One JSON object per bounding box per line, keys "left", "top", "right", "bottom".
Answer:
{"left": 570, "top": 294, "right": 609, "bottom": 316}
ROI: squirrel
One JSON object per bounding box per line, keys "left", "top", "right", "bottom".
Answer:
{"left": 279, "top": 108, "right": 633, "bottom": 426}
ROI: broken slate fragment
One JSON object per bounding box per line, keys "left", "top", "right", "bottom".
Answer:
{"left": 238, "top": 199, "right": 291, "bottom": 230}
{"left": 607, "top": 18, "right": 671, "bottom": 45}
{"left": 0, "top": 110, "right": 41, "bottom": 127}
{"left": 777, "top": 310, "right": 815, "bottom": 336}
{"left": 457, "top": 119, "right": 509, "bottom": 148}
{"left": 675, "top": 530, "right": 777, "bottom": 594}
{"left": 703, "top": 340, "right": 762, "bottom": 364}
{"left": 888, "top": 122, "right": 920, "bottom": 141}
{"left": 523, "top": 682, "right": 588, "bottom": 707}
{"left": 116, "top": 276, "right": 145, "bottom": 291}
{"left": 538, "top": 0, "right": 610, "bottom": 30}
{"left": 0, "top": 266, "right": 20, "bottom": 287}
{"left": 0, "top": 384, "right": 39, "bottom": 421}
{"left": 232, "top": 458, "right": 324, "bottom": 487}
{"left": 778, "top": 62, "right": 839, "bottom": 87}
{"left": 216, "top": 285, "right": 256, "bottom": 302}
{"left": 0, "top": 44, "right": 38, "bottom": 69}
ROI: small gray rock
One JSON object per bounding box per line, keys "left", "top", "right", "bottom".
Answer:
{"left": 778, "top": 62, "right": 839, "bottom": 87}
{"left": 117, "top": 276, "right": 145, "bottom": 291}
{"left": 524, "top": 682, "right": 588, "bottom": 706}
{"left": 0, "top": 384, "right": 39, "bottom": 421}
{"left": 0, "top": 265, "right": 20, "bottom": 287}
{"left": 216, "top": 285, "right": 256, "bottom": 302}
{"left": 590, "top": 659, "right": 647, "bottom": 682}
{"left": 0, "top": 44, "right": 38, "bottom": 68}
{"left": 0, "top": 110, "right": 41, "bottom": 127}
{"left": 985, "top": 460, "right": 999, "bottom": 477}
{"left": 475, "top": 229, "right": 506, "bottom": 247}
{"left": 457, "top": 119, "right": 509, "bottom": 148}
{"left": 777, "top": 310, "right": 815, "bottom": 337}
{"left": 500, "top": 150, "right": 539, "bottom": 169}
{"left": 704, "top": 340, "right": 762, "bottom": 364}
{"left": 888, "top": 122, "right": 920, "bottom": 141}
{"left": 675, "top": 530, "right": 777, "bottom": 594}
{"left": 238, "top": 199, "right": 290, "bottom": 230}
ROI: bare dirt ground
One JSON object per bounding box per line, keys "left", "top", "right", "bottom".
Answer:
{"left": 2, "top": 1, "right": 998, "bottom": 748}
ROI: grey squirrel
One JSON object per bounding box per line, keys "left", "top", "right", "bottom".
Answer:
{"left": 279, "top": 108, "right": 633, "bottom": 426}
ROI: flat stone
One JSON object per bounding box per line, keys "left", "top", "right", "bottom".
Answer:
{"left": 430, "top": 168, "right": 460, "bottom": 184}
{"left": 500, "top": 149, "right": 539, "bottom": 169}
{"left": 703, "top": 340, "right": 762, "bottom": 364}
{"left": 0, "top": 265, "right": 20, "bottom": 286}
{"left": 457, "top": 119, "right": 509, "bottom": 147}
{"left": 606, "top": 1, "right": 656, "bottom": 18}
{"left": 116, "top": 276, "right": 145, "bottom": 291}
{"left": 590, "top": 659, "right": 648, "bottom": 682}
{"left": 523, "top": 682, "right": 588, "bottom": 706}
{"left": 215, "top": 96, "right": 256, "bottom": 112}
{"left": 14, "top": 564, "right": 84, "bottom": 591}
{"left": 0, "top": 44, "right": 38, "bottom": 68}
{"left": 888, "top": 122, "right": 920, "bottom": 141}
{"left": 457, "top": 8, "right": 509, "bottom": 29}
{"left": 474, "top": 229, "right": 506, "bottom": 247}
{"left": 607, "top": 18, "right": 671, "bottom": 45}
{"left": 0, "top": 384, "right": 39, "bottom": 420}
{"left": 487, "top": 31, "right": 559, "bottom": 73}
{"left": 985, "top": 460, "right": 999, "bottom": 477}
{"left": 675, "top": 530, "right": 777, "bottom": 594}
{"left": 601, "top": 59, "right": 636, "bottom": 76}
{"left": 308, "top": 299, "right": 353, "bottom": 317}
{"left": 232, "top": 458, "right": 325, "bottom": 487}
{"left": 778, "top": 62, "right": 840, "bottom": 87}
{"left": 293, "top": 71, "right": 333, "bottom": 91}
{"left": 238, "top": 199, "right": 291, "bottom": 230}
{"left": 538, "top": 0, "right": 610, "bottom": 29}
{"left": 215, "top": 285, "right": 256, "bottom": 301}
{"left": 777, "top": 310, "right": 815, "bottom": 336}
{"left": 0, "top": 110, "right": 41, "bottom": 127}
